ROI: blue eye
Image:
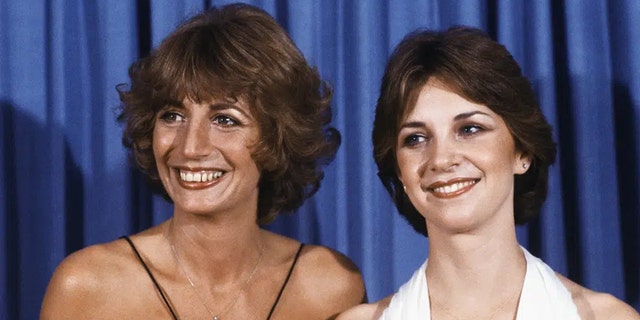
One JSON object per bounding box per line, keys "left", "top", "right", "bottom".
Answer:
{"left": 213, "top": 115, "right": 238, "bottom": 127}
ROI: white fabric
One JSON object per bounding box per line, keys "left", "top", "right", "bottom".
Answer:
{"left": 378, "top": 247, "right": 580, "bottom": 319}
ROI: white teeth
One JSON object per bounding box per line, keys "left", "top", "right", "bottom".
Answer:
{"left": 179, "top": 170, "right": 224, "bottom": 182}
{"left": 433, "top": 180, "right": 476, "bottom": 194}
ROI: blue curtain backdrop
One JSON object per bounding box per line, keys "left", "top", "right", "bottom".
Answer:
{"left": 1, "top": 0, "right": 639, "bottom": 318}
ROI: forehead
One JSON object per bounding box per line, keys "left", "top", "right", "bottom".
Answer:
{"left": 403, "top": 81, "right": 498, "bottom": 122}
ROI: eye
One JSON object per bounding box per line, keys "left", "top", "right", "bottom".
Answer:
{"left": 158, "top": 111, "right": 185, "bottom": 124}
{"left": 402, "top": 134, "right": 428, "bottom": 147}
{"left": 459, "top": 124, "right": 484, "bottom": 137}
{"left": 212, "top": 114, "right": 239, "bottom": 127}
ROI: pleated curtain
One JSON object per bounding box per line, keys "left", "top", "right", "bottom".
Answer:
{"left": 1, "top": 1, "right": 639, "bottom": 318}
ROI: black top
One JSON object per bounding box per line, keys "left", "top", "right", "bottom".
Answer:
{"left": 121, "top": 236, "right": 305, "bottom": 320}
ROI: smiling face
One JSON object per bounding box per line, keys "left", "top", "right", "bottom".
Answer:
{"left": 396, "top": 80, "right": 529, "bottom": 234}
{"left": 153, "top": 97, "right": 261, "bottom": 216}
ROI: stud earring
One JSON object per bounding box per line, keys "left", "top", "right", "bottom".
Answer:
{"left": 403, "top": 185, "right": 407, "bottom": 192}
{"left": 523, "top": 163, "right": 528, "bottom": 169}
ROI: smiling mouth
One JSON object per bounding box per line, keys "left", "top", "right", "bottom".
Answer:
{"left": 179, "top": 170, "right": 224, "bottom": 182}
{"left": 427, "top": 179, "right": 479, "bottom": 199}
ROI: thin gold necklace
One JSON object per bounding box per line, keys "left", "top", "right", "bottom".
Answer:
{"left": 170, "top": 241, "right": 264, "bottom": 320}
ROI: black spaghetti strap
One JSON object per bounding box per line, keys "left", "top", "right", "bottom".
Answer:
{"left": 120, "top": 236, "right": 178, "bottom": 320}
{"left": 265, "top": 243, "right": 305, "bottom": 320}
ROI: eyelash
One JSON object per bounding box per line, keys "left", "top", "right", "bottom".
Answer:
{"left": 212, "top": 115, "right": 239, "bottom": 127}
{"left": 401, "top": 124, "right": 485, "bottom": 147}
{"left": 158, "top": 111, "right": 185, "bottom": 124}
{"left": 157, "top": 111, "right": 241, "bottom": 127}
{"left": 459, "top": 124, "right": 485, "bottom": 137}
{"left": 403, "top": 134, "right": 428, "bottom": 147}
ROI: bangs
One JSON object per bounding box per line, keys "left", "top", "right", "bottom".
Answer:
{"left": 148, "top": 25, "right": 255, "bottom": 106}
{"left": 397, "top": 64, "right": 434, "bottom": 128}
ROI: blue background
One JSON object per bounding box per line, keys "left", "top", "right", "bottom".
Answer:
{"left": 1, "top": 1, "right": 639, "bottom": 319}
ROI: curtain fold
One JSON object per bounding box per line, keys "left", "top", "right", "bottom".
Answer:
{"left": 2, "top": 1, "right": 639, "bottom": 319}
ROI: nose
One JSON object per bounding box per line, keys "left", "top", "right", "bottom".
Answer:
{"left": 428, "top": 138, "right": 459, "bottom": 172}
{"left": 181, "top": 119, "right": 213, "bottom": 159}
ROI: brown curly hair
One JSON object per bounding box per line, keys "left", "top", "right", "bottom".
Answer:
{"left": 117, "top": 3, "right": 340, "bottom": 224}
{"left": 373, "top": 26, "right": 556, "bottom": 236}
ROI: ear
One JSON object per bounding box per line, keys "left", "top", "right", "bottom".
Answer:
{"left": 514, "top": 152, "right": 532, "bottom": 175}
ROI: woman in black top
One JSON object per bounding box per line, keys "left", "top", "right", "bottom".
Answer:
{"left": 41, "top": 3, "right": 365, "bottom": 319}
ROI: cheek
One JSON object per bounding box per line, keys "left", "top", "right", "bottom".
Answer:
{"left": 396, "top": 150, "right": 423, "bottom": 182}
{"left": 152, "top": 127, "right": 174, "bottom": 162}
{"left": 232, "top": 130, "right": 259, "bottom": 154}
{"left": 396, "top": 154, "right": 408, "bottom": 179}
{"left": 477, "top": 140, "right": 518, "bottom": 173}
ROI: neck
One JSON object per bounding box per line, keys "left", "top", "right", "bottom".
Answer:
{"left": 165, "top": 210, "right": 264, "bottom": 288}
{"left": 425, "top": 223, "right": 526, "bottom": 318}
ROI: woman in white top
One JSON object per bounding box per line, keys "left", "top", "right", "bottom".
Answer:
{"left": 338, "top": 26, "right": 640, "bottom": 320}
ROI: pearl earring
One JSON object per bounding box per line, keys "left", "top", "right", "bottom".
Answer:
{"left": 523, "top": 163, "right": 528, "bottom": 169}
{"left": 403, "top": 185, "right": 407, "bottom": 192}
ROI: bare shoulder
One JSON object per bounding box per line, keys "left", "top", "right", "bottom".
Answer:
{"left": 40, "top": 238, "right": 138, "bottom": 319}
{"left": 336, "top": 296, "right": 392, "bottom": 320}
{"left": 259, "top": 231, "right": 366, "bottom": 319}
{"left": 275, "top": 241, "right": 366, "bottom": 319}
{"left": 297, "top": 244, "right": 366, "bottom": 301}
{"left": 556, "top": 273, "right": 640, "bottom": 320}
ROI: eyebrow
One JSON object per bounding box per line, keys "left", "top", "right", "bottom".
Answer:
{"left": 209, "top": 102, "right": 237, "bottom": 111}
{"left": 209, "top": 102, "right": 252, "bottom": 119}
{"left": 399, "top": 110, "right": 492, "bottom": 130}
{"left": 398, "top": 121, "right": 424, "bottom": 130}
{"left": 454, "top": 111, "right": 491, "bottom": 121}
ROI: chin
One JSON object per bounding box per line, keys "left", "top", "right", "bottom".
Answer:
{"left": 425, "top": 210, "right": 483, "bottom": 233}
{"left": 175, "top": 201, "right": 219, "bottom": 215}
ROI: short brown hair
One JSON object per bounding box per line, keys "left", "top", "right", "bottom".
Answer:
{"left": 117, "top": 3, "right": 340, "bottom": 224}
{"left": 373, "top": 26, "right": 556, "bottom": 236}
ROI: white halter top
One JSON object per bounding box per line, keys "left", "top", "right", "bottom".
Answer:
{"left": 379, "top": 247, "right": 580, "bottom": 319}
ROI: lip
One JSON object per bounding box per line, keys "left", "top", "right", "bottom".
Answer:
{"left": 173, "top": 167, "right": 227, "bottom": 190}
{"left": 424, "top": 178, "right": 480, "bottom": 199}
